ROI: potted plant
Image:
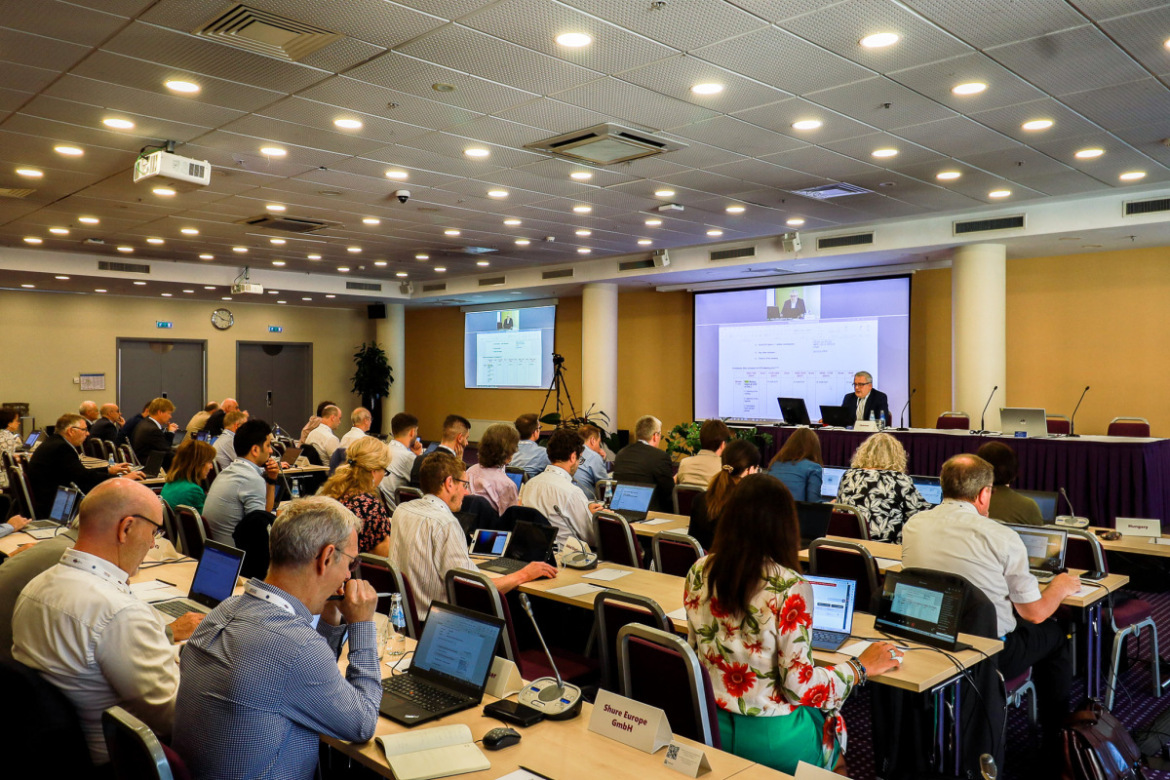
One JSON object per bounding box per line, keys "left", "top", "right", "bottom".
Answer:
{"left": 665, "top": 420, "right": 774, "bottom": 461}
{"left": 350, "top": 342, "right": 393, "bottom": 436}
{"left": 540, "top": 404, "right": 621, "bottom": 453}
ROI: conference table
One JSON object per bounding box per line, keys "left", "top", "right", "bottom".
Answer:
{"left": 759, "top": 425, "right": 1170, "bottom": 529}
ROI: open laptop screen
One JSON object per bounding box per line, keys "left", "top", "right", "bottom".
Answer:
{"left": 806, "top": 576, "right": 855, "bottom": 633}
{"left": 413, "top": 603, "right": 503, "bottom": 692}
{"left": 911, "top": 475, "right": 942, "bottom": 505}
{"left": 1014, "top": 490, "right": 1058, "bottom": 522}
{"left": 1008, "top": 525, "right": 1067, "bottom": 573}
{"left": 875, "top": 571, "right": 966, "bottom": 650}
{"left": 49, "top": 486, "right": 80, "bottom": 524}
{"left": 820, "top": 467, "right": 845, "bottom": 499}
{"left": 610, "top": 483, "right": 654, "bottom": 514}
{"left": 189, "top": 541, "right": 245, "bottom": 606}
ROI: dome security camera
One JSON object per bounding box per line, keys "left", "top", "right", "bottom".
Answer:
{"left": 395, "top": 189, "right": 410, "bottom": 203}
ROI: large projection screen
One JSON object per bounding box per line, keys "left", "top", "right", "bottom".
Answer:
{"left": 464, "top": 305, "right": 556, "bottom": 389}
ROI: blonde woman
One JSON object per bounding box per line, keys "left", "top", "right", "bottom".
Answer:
{"left": 835, "top": 432, "right": 929, "bottom": 543}
{"left": 317, "top": 436, "right": 392, "bottom": 555}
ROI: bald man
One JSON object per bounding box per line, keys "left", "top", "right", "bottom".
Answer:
{"left": 90, "top": 403, "right": 124, "bottom": 443}
{"left": 79, "top": 400, "right": 100, "bottom": 424}
{"left": 12, "top": 479, "right": 204, "bottom": 765}
{"left": 204, "top": 397, "right": 239, "bottom": 437}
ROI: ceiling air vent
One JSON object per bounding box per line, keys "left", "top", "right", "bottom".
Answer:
{"left": 1125, "top": 198, "right": 1170, "bottom": 216}
{"left": 618, "top": 258, "right": 656, "bottom": 272}
{"left": 240, "top": 214, "right": 337, "bottom": 233}
{"left": 790, "top": 183, "right": 872, "bottom": 199}
{"left": 345, "top": 281, "right": 381, "bottom": 292}
{"left": 193, "top": 5, "right": 341, "bottom": 62}
{"left": 953, "top": 215, "right": 1025, "bottom": 235}
{"left": 542, "top": 268, "right": 575, "bottom": 280}
{"left": 525, "top": 123, "right": 687, "bottom": 165}
{"left": 478, "top": 276, "right": 506, "bottom": 287}
{"left": 98, "top": 260, "right": 150, "bottom": 274}
{"left": 421, "top": 282, "right": 447, "bottom": 293}
{"left": 817, "top": 232, "right": 874, "bottom": 250}
{"left": 710, "top": 246, "right": 755, "bottom": 262}
{"left": 0, "top": 188, "right": 35, "bottom": 199}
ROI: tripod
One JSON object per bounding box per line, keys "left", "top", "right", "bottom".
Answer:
{"left": 538, "top": 354, "right": 578, "bottom": 424}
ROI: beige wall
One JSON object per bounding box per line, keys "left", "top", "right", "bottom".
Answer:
{"left": 0, "top": 290, "right": 374, "bottom": 425}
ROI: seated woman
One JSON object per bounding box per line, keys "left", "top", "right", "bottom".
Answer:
{"left": 836, "top": 432, "right": 930, "bottom": 543}
{"left": 766, "top": 427, "right": 824, "bottom": 502}
{"left": 684, "top": 473, "right": 901, "bottom": 774}
{"left": 977, "top": 440, "right": 1043, "bottom": 526}
{"left": 161, "top": 439, "right": 217, "bottom": 512}
{"left": 466, "top": 422, "right": 520, "bottom": 514}
{"left": 688, "top": 439, "right": 759, "bottom": 551}
{"left": 317, "top": 436, "right": 392, "bottom": 556}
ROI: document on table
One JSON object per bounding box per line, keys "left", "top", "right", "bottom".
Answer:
{"left": 130, "top": 580, "right": 186, "bottom": 602}
{"left": 547, "top": 583, "right": 609, "bottom": 598}
{"left": 637, "top": 518, "right": 674, "bottom": 526}
{"left": 582, "top": 568, "right": 630, "bottom": 582}
{"left": 666, "top": 606, "right": 687, "bottom": 622}
{"left": 874, "top": 556, "right": 901, "bottom": 568}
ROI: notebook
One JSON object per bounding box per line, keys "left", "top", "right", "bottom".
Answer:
{"left": 1006, "top": 524, "right": 1067, "bottom": 583}
{"left": 504, "top": 467, "right": 525, "bottom": 490}
{"left": 777, "top": 397, "right": 811, "bottom": 426}
{"left": 1000, "top": 407, "right": 1048, "bottom": 438}
{"left": 142, "top": 451, "right": 167, "bottom": 478}
{"left": 820, "top": 405, "right": 855, "bottom": 428}
{"left": 150, "top": 540, "right": 245, "bottom": 619}
{"left": 910, "top": 475, "right": 942, "bottom": 505}
{"left": 170, "top": 429, "right": 187, "bottom": 448}
{"left": 806, "top": 575, "right": 856, "bottom": 651}
{"left": 25, "top": 485, "right": 82, "bottom": 538}
{"left": 20, "top": 430, "right": 42, "bottom": 450}
{"left": 477, "top": 520, "right": 557, "bottom": 574}
{"left": 608, "top": 481, "right": 656, "bottom": 521}
{"left": 875, "top": 570, "right": 970, "bottom": 652}
{"left": 796, "top": 500, "right": 834, "bottom": 545}
{"left": 379, "top": 601, "right": 504, "bottom": 727}
{"left": 468, "top": 528, "right": 511, "bottom": 557}
{"left": 820, "top": 467, "right": 846, "bottom": 499}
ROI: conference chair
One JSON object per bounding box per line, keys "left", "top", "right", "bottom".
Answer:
{"left": 100, "top": 439, "right": 118, "bottom": 461}
{"left": 617, "top": 624, "right": 721, "bottom": 748}
{"left": 102, "top": 706, "right": 187, "bottom": 780}
{"left": 594, "top": 478, "right": 618, "bottom": 502}
{"left": 808, "top": 538, "right": 881, "bottom": 613}
{"left": 652, "top": 531, "right": 704, "bottom": 577}
{"left": 395, "top": 485, "right": 424, "bottom": 506}
{"left": 593, "top": 509, "right": 644, "bottom": 568}
{"left": 84, "top": 438, "right": 105, "bottom": 458}
{"left": 0, "top": 659, "right": 93, "bottom": 776}
{"left": 158, "top": 498, "right": 182, "bottom": 550}
{"left": 935, "top": 411, "right": 970, "bottom": 430}
{"left": 8, "top": 463, "right": 37, "bottom": 519}
{"left": 499, "top": 504, "right": 551, "bottom": 532}
{"left": 594, "top": 591, "right": 674, "bottom": 693}
{"left": 444, "top": 568, "right": 596, "bottom": 684}
{"left": 1003, "top": 669, "right": 1038, "bottom": 724}
{"left": 458, "top": 494, "right": 500, "bottom": 535}
{"left": 672, "top": 483, "right": 706, "bottom": 515}
{"left": 118, "top": 443, "right": 140, "bottom": 466}
{"left": 174, "top": 504, "right": 208, "bottom": 559}
{"left": 358, "top": 553, "right": 421, "bottom": 639}
{"left": 1046, "top": 414, "right": 1071, "bottom": 435}
{"left": 1107, "top": 416, "right": 1151, "bottom": 437}
{"left": 828, "top": 503, "right": 869, "bottom": 540}
{"left": 328, "top": 447, "right": 347, "bottom": 475}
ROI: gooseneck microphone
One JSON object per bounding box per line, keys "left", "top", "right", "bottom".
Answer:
{"left": 1054, "top": 487, "right": 1089, "bottom": 528}
{"left": 971, "top": 386, "right": 998, "bottom": 435}
{"left": 516, "top": 593, "right": 583, "bottom": 719}
{"left": 896, "top": 388, "right": 917, "bottom": 431}
{"left": 553, "top": 504, "right": 598, "bottom": 570}
{"left": 1067, "top": 386, "right": 1089, "bottom": 438}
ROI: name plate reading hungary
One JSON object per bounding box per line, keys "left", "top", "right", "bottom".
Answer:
{"left": 588, "top": 689, "right": 673, "bottom": 754}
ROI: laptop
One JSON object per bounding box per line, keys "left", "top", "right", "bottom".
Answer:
{"left": 806, "top": 575, "right": 857, "bottom": 651}
{"left": 150, "top": 540, "right": 246, "bottom": 619}
{"left": 1006, "top": 524, "right": 1067, "bottom": 583}
{"left": 608, "top": 482, "right": 656, "bottom": 521}
{"left": 25, "top": 485, "right": 82, "bottom": 539}
{"left": 820, "top": 405, "right": 855, "bottom": 428}
{"left": 379, "top": 601, "right": 505, "bottom": 727}
{"left": 477, "top": 520, "right": 557, "bottom": 574}
{"left": 142, "top": 451, "right": 167, "bottom": 478}
{"left": 194, "top": 431, "right": 210, "bottom": 442}
{"left": 911, "top": 475, "right": 942, "bottom": 505}
{"left": 1000, "top": 407, "right": 1048, "bottom": 438}
{"left": 777, "top": 397, "right": 811, "bottom": 426}
{"left": 875, "top": 570, "right": 970, "bottom": 652}
{"left": 796, "top": 500, "right": 834, "bottom": 546}
{"left": 170, "top": 429, "right": 187, "bottom": 448}
{"left": 820, "top": 466, "right": 846, "bottom": 500}
{"left": 278, "top": 446, "right": 302, "bottom": 465}
{"left": 504, "top": 466, "right": 525, "bottom": 490}
{"left": 1014, "top": 489, "right": 1058, "bottom": 522}
{"left": 468, "top": 528, "right": 511, "bottom": 557}
{"left": 19, "top": 430, "right": 42, "bottom": 451}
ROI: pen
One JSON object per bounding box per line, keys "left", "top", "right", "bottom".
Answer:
{"left": 156, "top": 579, "right": 175, "bottom": 587}
{"left": 519, "top": 767, "right": 557, "bottom": 780}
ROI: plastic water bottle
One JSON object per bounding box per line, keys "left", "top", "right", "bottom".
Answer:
{"left": 108, "top": 454, "right": 116, "bottom": 469}
{"left": 290, "top": 480, "right": 301, "bottom": 499}
{"left": 388, "top": 594, "right": 407, "bottom": 656}
{"left": 879, "top": 410, "right": 887, "bottom": 430}
{"left": 869, "top": 411, "right": 876, "bottom": 427}
{"left": 603, "top": 481, "right": 614, "bottom": 507}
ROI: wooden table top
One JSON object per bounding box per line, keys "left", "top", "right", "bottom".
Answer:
{"left": 1089, "top": 525, "right": 1170, "bottom": 558}
{"left": 630, "top": 511, "right": 690, "bottom": 538}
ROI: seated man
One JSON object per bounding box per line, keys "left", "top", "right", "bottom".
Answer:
{"left": 305, "top": 404, "right": 343, "bottom": 464}
{"left": 89, "top": 403, "right": 123, "bottom": 443}
{"left": 573, "top": 424, "right": 609, "bottom": 499}
{"left": 202, "top": 419, "right": 279, "bottom": 545}
{"left": 131, "top": 396, "right": 179, "bottom": 470}
{"left": 675, "top": 419, "right": 730, "bottom": 488}
{"left": 115, "top": 401, "right": 151, "bottom": 447}
{"left": 977, "top": 441, "right": 1043, "bottom": 526}
{"left": 12, "top": 478, "right": 203, "bottom": 765}
{"left": 212, "top": 410, "right": 248, "bottom": 471}
{"left": 0, "top": 521, "right": 77, "bottom": 663}
{"left": 339, "top": 407, "right": 371, "bottom": 449}
{"left": 902, "top": 454, "right": 1080, "bottom": 771}
{"left": 520, "top": 428, "right": 603, "bottom": 548}
{"left": 408, "top": 414, "right": 470, "bottom": 487}
{"left": 173, "top": 497, "right": 381, "bottom": 780}
{"left": 79, "top": 400, "right": 101, "bottom": 426}
{"left": 388, "top": 452, "right": 555, "bottom": 622}
{"left": 841, "top": 370, "right": 890, "bottom": 423}
{"left": 184, "top": 402, "right": 218, "bottom": 435}
{"left": 510, "top": 413, "right": 550, "bottom": 478}
{"left": 202, "top": 397, "right": 239, "bottom": 438}
{"left": 26, "top": 413, "right": 140, "bottom": 516}
{"left": 381, "top": 412, "right": 423, "bottom": 497}
{"left": 612, "top": 415, "right": 674, "bottom": 513}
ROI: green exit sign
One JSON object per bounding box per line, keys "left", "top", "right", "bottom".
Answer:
{"left": 156, "top": 321, "right": 173, "bottom": 329}
{"left": 268, "top": 325, "right": 283, "bottom": 333}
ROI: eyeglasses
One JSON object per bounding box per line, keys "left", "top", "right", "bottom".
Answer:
{"left": 66, "top": 426, "right": 89, "bottom": 435}
{"left": 130, "top": 514, "right": 166, "bottom": 538}
{"left": 453, "top": 478, "right": 471, "bottom": 489}
{"left": 853, "top": 382, "right": 872, "bottom": 387}
{"left": 335, "top": 548, "right": 360, "bottom": 573}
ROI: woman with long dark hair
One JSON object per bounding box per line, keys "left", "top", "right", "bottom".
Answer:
{"left": 687, "top": 438, "right": 759, "bottom": 550}
{"left": 767, "top": 427, "right": 824, "bottom": 502}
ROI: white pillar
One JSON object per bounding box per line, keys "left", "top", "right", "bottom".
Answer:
{"left": 581, "top": 283, "right": 618, "bottom": 431}
{"left": 375, "top": 303, "right": 405, "bottom": 430}
{"left": 952, "top": 244, "right": 1006, "bottom": 431}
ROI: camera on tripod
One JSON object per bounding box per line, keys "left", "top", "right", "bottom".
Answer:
{"left": 551, "top": 352, "right": 565, "bottom": 366}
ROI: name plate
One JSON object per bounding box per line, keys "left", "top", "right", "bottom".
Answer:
{"left": 1116, "top": 517, "right": 1162, "bottom": 538}
{"left": 588, "top": 689, "right": 673, "bottom": 754}
{"left": 484, "top": 656, "right": 524, "bottom": 699}
{"left": 663, "top": 741, "right": 711, "bottom": 777}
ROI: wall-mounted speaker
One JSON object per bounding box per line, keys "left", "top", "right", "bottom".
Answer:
{"left": 367, "top": 303, "right": 386, "bottom": 320}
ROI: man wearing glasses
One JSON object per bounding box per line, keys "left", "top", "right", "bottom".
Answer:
{"left": 841, "top": 371, "right": 890, "bottom": 424}
{"left": 12, "top": 478, "right": 203, "bottom": 766}
{"left": 26, "top": 412, "right": 143, "bottom": 517}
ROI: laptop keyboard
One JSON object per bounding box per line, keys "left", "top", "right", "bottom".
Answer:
{"left": 478, "top": 557, "right": 527, "bottom": 574}
{"left": 812, "top": 629, "right": 844, "bottom": 647}
{"left": 154, "top": 600, "right": 200, "bottom": 619}
{"left": 381, "top": 675, "right": 464, "bottom": 713}
{"left": 26, "top": 520, "right": 59, "bottom": 530}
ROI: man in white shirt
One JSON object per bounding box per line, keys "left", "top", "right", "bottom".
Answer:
{"left": 339, "top": 407, "right": 371, "bottom": 450}
{"left": 520, "top": 428, "right": 604, "bottom": 548}
{"left": 212, "top": 410, "right": 247, "bottom": 470}
{"left": 12, "top": 478, "right": 204, "bottom": 765}
{"left": 305, "top": 404, "right": 342, "bottom": 464}
{"left": 510, "top": 413, "right": 550, "bottom": 478}
{"left": 388, "top": 452, "right": 555, "bottom": 621}
{"left": 381, "top": 412, "right": 423, "bottom": 498}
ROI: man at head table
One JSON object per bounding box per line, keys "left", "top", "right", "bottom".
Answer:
{"left": 840, "top": 371, "right": 890, "bottom": 423}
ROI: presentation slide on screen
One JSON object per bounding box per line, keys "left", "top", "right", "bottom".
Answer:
{"left": 693, "top": 278, "right": 910, "bottom": 422}
{"left": 464, "top": 305, "right": 556, "bottom": 389}
{"left": 891, "top": 583, "right": 944, "bottom": 623}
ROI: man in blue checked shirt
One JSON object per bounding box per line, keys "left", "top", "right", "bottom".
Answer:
{"left": 173, "top": 496, "right": 381, "bottom": 780}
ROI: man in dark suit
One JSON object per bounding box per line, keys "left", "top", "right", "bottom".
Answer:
{"left": 26, "top": 413, "right": 141, "bottom": 516}
{"left": 779, "top": 292, "right": 806, "bottom": 319}
{"left": 408, "top": 414, "right": 469, "bottom": 487}
{"left": 841, "top": 371, "right": 890, "bottom": 423}
{"left": 115, "top": 402, "right": 150, "bottom": 447}
{"left": 612, "top": 415, "right": 674, "bottom": 514}
{"left": 89, "top": 403, "right": 123, "bottom": 443}
{"left": 132, "top": 397, "right": 178, "bottom": 471}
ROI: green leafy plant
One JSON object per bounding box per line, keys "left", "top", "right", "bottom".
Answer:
{"left": 350, "top": 342, "right": 393, "bottom": 434}
{"left": 540, "top": 404, "right": 620, "bottom": 453}
{"left": 665, "top": 420, "right": 774, "bottom": 461}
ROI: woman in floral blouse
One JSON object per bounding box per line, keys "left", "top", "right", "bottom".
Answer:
{"left": 0, "top": 409, "right": 21, "bottom": 489}
{"left": 317, "top": 436, "right": 393, "bottom": 555}
{"left": 835, "top": 432, "right": 930, "bottom": 543}
{"left": 685, "top": 473, "right": 902, "bottom": 773}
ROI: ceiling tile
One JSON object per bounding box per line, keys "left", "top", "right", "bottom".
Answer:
{"left": 969, "top": 98, "right": 1107, "bottom": 143}
{"left": 733, "top": 98, "right": 875, "bottom": 143}
{"left": 760, "top": 146, "right": 884, "bottom": 181}
{"left": 888, "top": 52, "right": 1049, "bottom": 113}
{"left": 490, "top": 98, "right": 610, "bottom": 133}
{"left": 298, "top": 77, "right": 481, "bottom": 132}
{"left": 901, "top": 0, "right": 1087, "bottom": 49}
{"left": 553, "top": 77, "right": 720, "bottom": 132}
{"left": 218, "top": 115, "right": 387, "bottom": 157}
{"left": 43, "top": 76, "right": 246, "bottom": 128}
{"left": 1071, "top": 0, "right": 1170, "bottom": 22}
{"left": 822, "top": 132, "right": 948, "bottom": 168}
{"left": 0, "top": 26, "right": 92, "bottom": 72}
{"left": 1, "top": 0, "right": 128, "bottom": 47}
{"left": 807, "top": 77, "right": 958, "bottom": 130}
{"left": 669, "top": 116, "right": 806, "bottom": 157}
{"left": 556, "top": 0, "right": 767, "bottom": 51}
{"left": 617, "top": 55, "right": 790, "bottom": 114}
{"left": 987, "top": 26, "right": 1150, "bottom": 96}
{"left": 703, "top": 159, "right": 825, "bottom": 190}
{"left": 1100, "top": 6, "right": 1170, "bottom": 77}
{"left": 1061, "top": 78, "right": 1170, "bottom": 132}
{"left": 894, "top": 115, "right": 1020, "bottom": 157}
{"left": 255, "top": 96, "right": 431, "bottom": 146}
{"left": 345, "top": 52, "right": 537, "bottom": 115}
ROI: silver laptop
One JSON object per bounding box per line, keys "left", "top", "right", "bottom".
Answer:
{"left": 806, "top": 575, "right": 856, "bottom": 651}
{"left": 1000, "top": 407, "right": 1048, "bottom": 438}
{"left": 820, "top": 466, "right": 846, "bottom": 499}
{"left": 26, "top": 485, "right": 82, "bottom": 538}
{"left": 1007, "top": 524, "right": 1067, "bottom": 583}
{"left": 608, "top": 482, "right": 656, "bottom": 522}
{"left": 150, "top": 540, "right": 245, "bottom": 619}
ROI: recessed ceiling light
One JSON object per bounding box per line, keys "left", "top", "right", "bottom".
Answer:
{"left": 575, "top": 229, "right": 592, "bottom": 236}
{"left": 347, "top": 246, "right": 361, "bottom": 253}
{"left": 133, "top": 281, "right": 147, "bottom": 286}
{"left": 233, "top": 246, "right": 248, "bottom": 253}
{"left": 326, "top": 293, "right": 336, "bottom": 298}
{"left": 988, "top": 189, "right": 1011, "bottom": 198}
{"left": 572, "top": 205, "right": 592, "bottom": 213}
{"left": 183, "top": 289, "right": 194, "bottom": 294}
{"left": 725, "top": 205, "right": 746, "bottom": 214}
{"left": 395, "top": 271, "right": 409, "bottom": 278}
{"left": 54, "top": 145, "right": 83, "bottom": 156}
{"left": 1022, "top": 119, "right": 1053, "bottom": 131}
{"left": 277, "top": 300, "right": 287, "bottom": 304}
{"left": 431, "top": 83, "right": 456, "bottom": 93}
{"left": 1075, "top": 148, "right": 1104, "bottom": 159}
{"left": 443, "top": 229, "right": 461, "bottom": 237}
{"left": 222, "top": 296, "right": 232, "bottom": 301}
{"left": 152, "top": 187, "right": 176, "bottom": 196}
{"left": 204, "top": 285, "right": 216, "bottom": 290}
{"left": 691, "top": 83, "right": 723, "bottom": 95}
{"left": 146, "top": 238, "right": 164, "bottom": 245}
{"left": 15, "top": 168, "right": 43, "bottom": 178}
{"left": 23, "top": 237, "right": 42, "bottom": 244}
{"left": 577, "top": 248, "right": 591, "bottom": 254}
{"left": 515, "top": 239, "right": 531, "bottom": 245}
{"left": 270, "top": 238, "right": 286, "bottom": 245}
{"left": 860, "top": 32, "right": 900, "bottom": 48}
{"left": 384, "top": 170, "right": 408, "bottom": 180}
{"left": 79, "top": 216, "right": 99, "bottom": 224}
{"left": 464, "top": 147, "right": 490, "bottom": 158}
{"left": 55, "top": 275, "right": 69, "bottom": 280}
{"left": 872, "top": 148, "right": 898, "bottom": 158}
{"left": 368, "top": 260, "right": 385, "bottom": 268}
{"left": 952, "top": 82, "right": 987, "bottom": 96}
{"left": 503, "top": 219, "right": 521, "bottom": 226}
{"left": 266, "top": 204, "right": 286, "bottom": 212}
{"left": 161, "top": 292, "right": 173, "bottom": 297}
{"left": 434, "top": 267, "right": 446, "bottom": 273}
{"left": 792, "top": 119, "right": 822, "bottom": 131}
{"left": 654, "top": 189, "right": 675, "bottom": 198}
{"left": 260, "top": 146, "right": 286, "bottom": 157}
{"left": 637, "top": 239, "right": 652, "bottom": 245}
{"left": 307, "top": 254, "right": 322, "bottom": 260}
{"left": 1165, "top": 37, "right": 1170, "bottom": 49}
{"left": 180, "top": 227, "right": 198, "bottom": 235}
{"left": 272, "top": 260, "right": 286, "bottom": 266}
{"left": 487, "top": 189, "right": 508, "bottom": 198}
{"left": 20, "top": 284, "right": 34, "bottom": 288}
{"left": 555, "top": 32, "right": 592, "bottom": 47}
{"left": 362, "top": 217, "right": 381, "bottom": 225}
{"left": 415, "top": 253, "right": 430, "bottom": 260}
{"left": 570, "top": 171, "right": 592, "bottom": 180}
{"left": 706, "top": 229, "right": 724, "bottom": 237}
{"left": 1120, "top": 171, "right": 1147, "bottom": 181}
{"left": 95, "top": 288, "right": 106, "bottom": 293}
{"left": 936, "top": 170, "right": 962, "bottom": 180}
{"left": 164, "top": 79, "right": 200, "bottom": 94}
{"left": 476, "top": 260, "right": 491, "bottom": 266}
{"left": 199, "top": 254, "right": 213, "bottom": 260}
{"left": 333, "top": 118, "right": 363, "bottom": 130}
{"left": 118, "top": 246, "right": 134, "bottom": 253}
{"left": 645, "top": 218, "right": 662, "bottom": 226}
{"left": 49, "top": 227, "right": 69, "bottom": 235}
{"left": 338, "top": 266, "right": 350, "bottom": 272}
{"left": 102, "top": 117, "right": 134, "bottom": 129}
{"left": 786, "top": 218, "right": 805, "bottom": 226}
{"left": 302, "top": 297, "right": 311, "bottom": 301}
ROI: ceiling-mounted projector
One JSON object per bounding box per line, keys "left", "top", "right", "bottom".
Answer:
{"left": 231, "top": 282, "right": 264, "bottom": 294}
{"left": 133, "top": 150, "right": 211, "bottom": 189}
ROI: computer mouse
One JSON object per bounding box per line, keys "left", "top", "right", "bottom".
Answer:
{"left": 1096, "top": 530, "right": 1122, "bottom": 541}
{"left": 483, "top": 727, "right": 521, "bottom": 750}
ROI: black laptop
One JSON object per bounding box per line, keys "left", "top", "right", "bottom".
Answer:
{"left": 379, "top": 601, "right": 505, "bottom": 727}
{"left": 820, "top": 405, "right": 856, "bottom": 428}
{"left": 170, "top": 429, "right": 187, "bottom": 448}
{"left": 150, "top": 540, "right": 246, "bottom": 619}
{"left": 477, "top": 519, "right": 557, "bottom": 574}
{"left": 796, "top": 500, "right": 834, "bottom": 546}
{"left": 25, "top": 485, "right": 82, "bottom": 538}
{"left": 142, "top": 451, "right": 167, "bottom": 478}
{"left": 777, "top": 397, "right": 811, "bottom": 426}
{"left": 874, "top": 570, "right": 970, "bottom": 652}
{"left": 19, "top": 430, "right": 42, "bottom": 451}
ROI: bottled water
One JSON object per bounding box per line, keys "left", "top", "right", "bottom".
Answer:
{"left": 388, "top": 594, "right": 407, "bottom": 656}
